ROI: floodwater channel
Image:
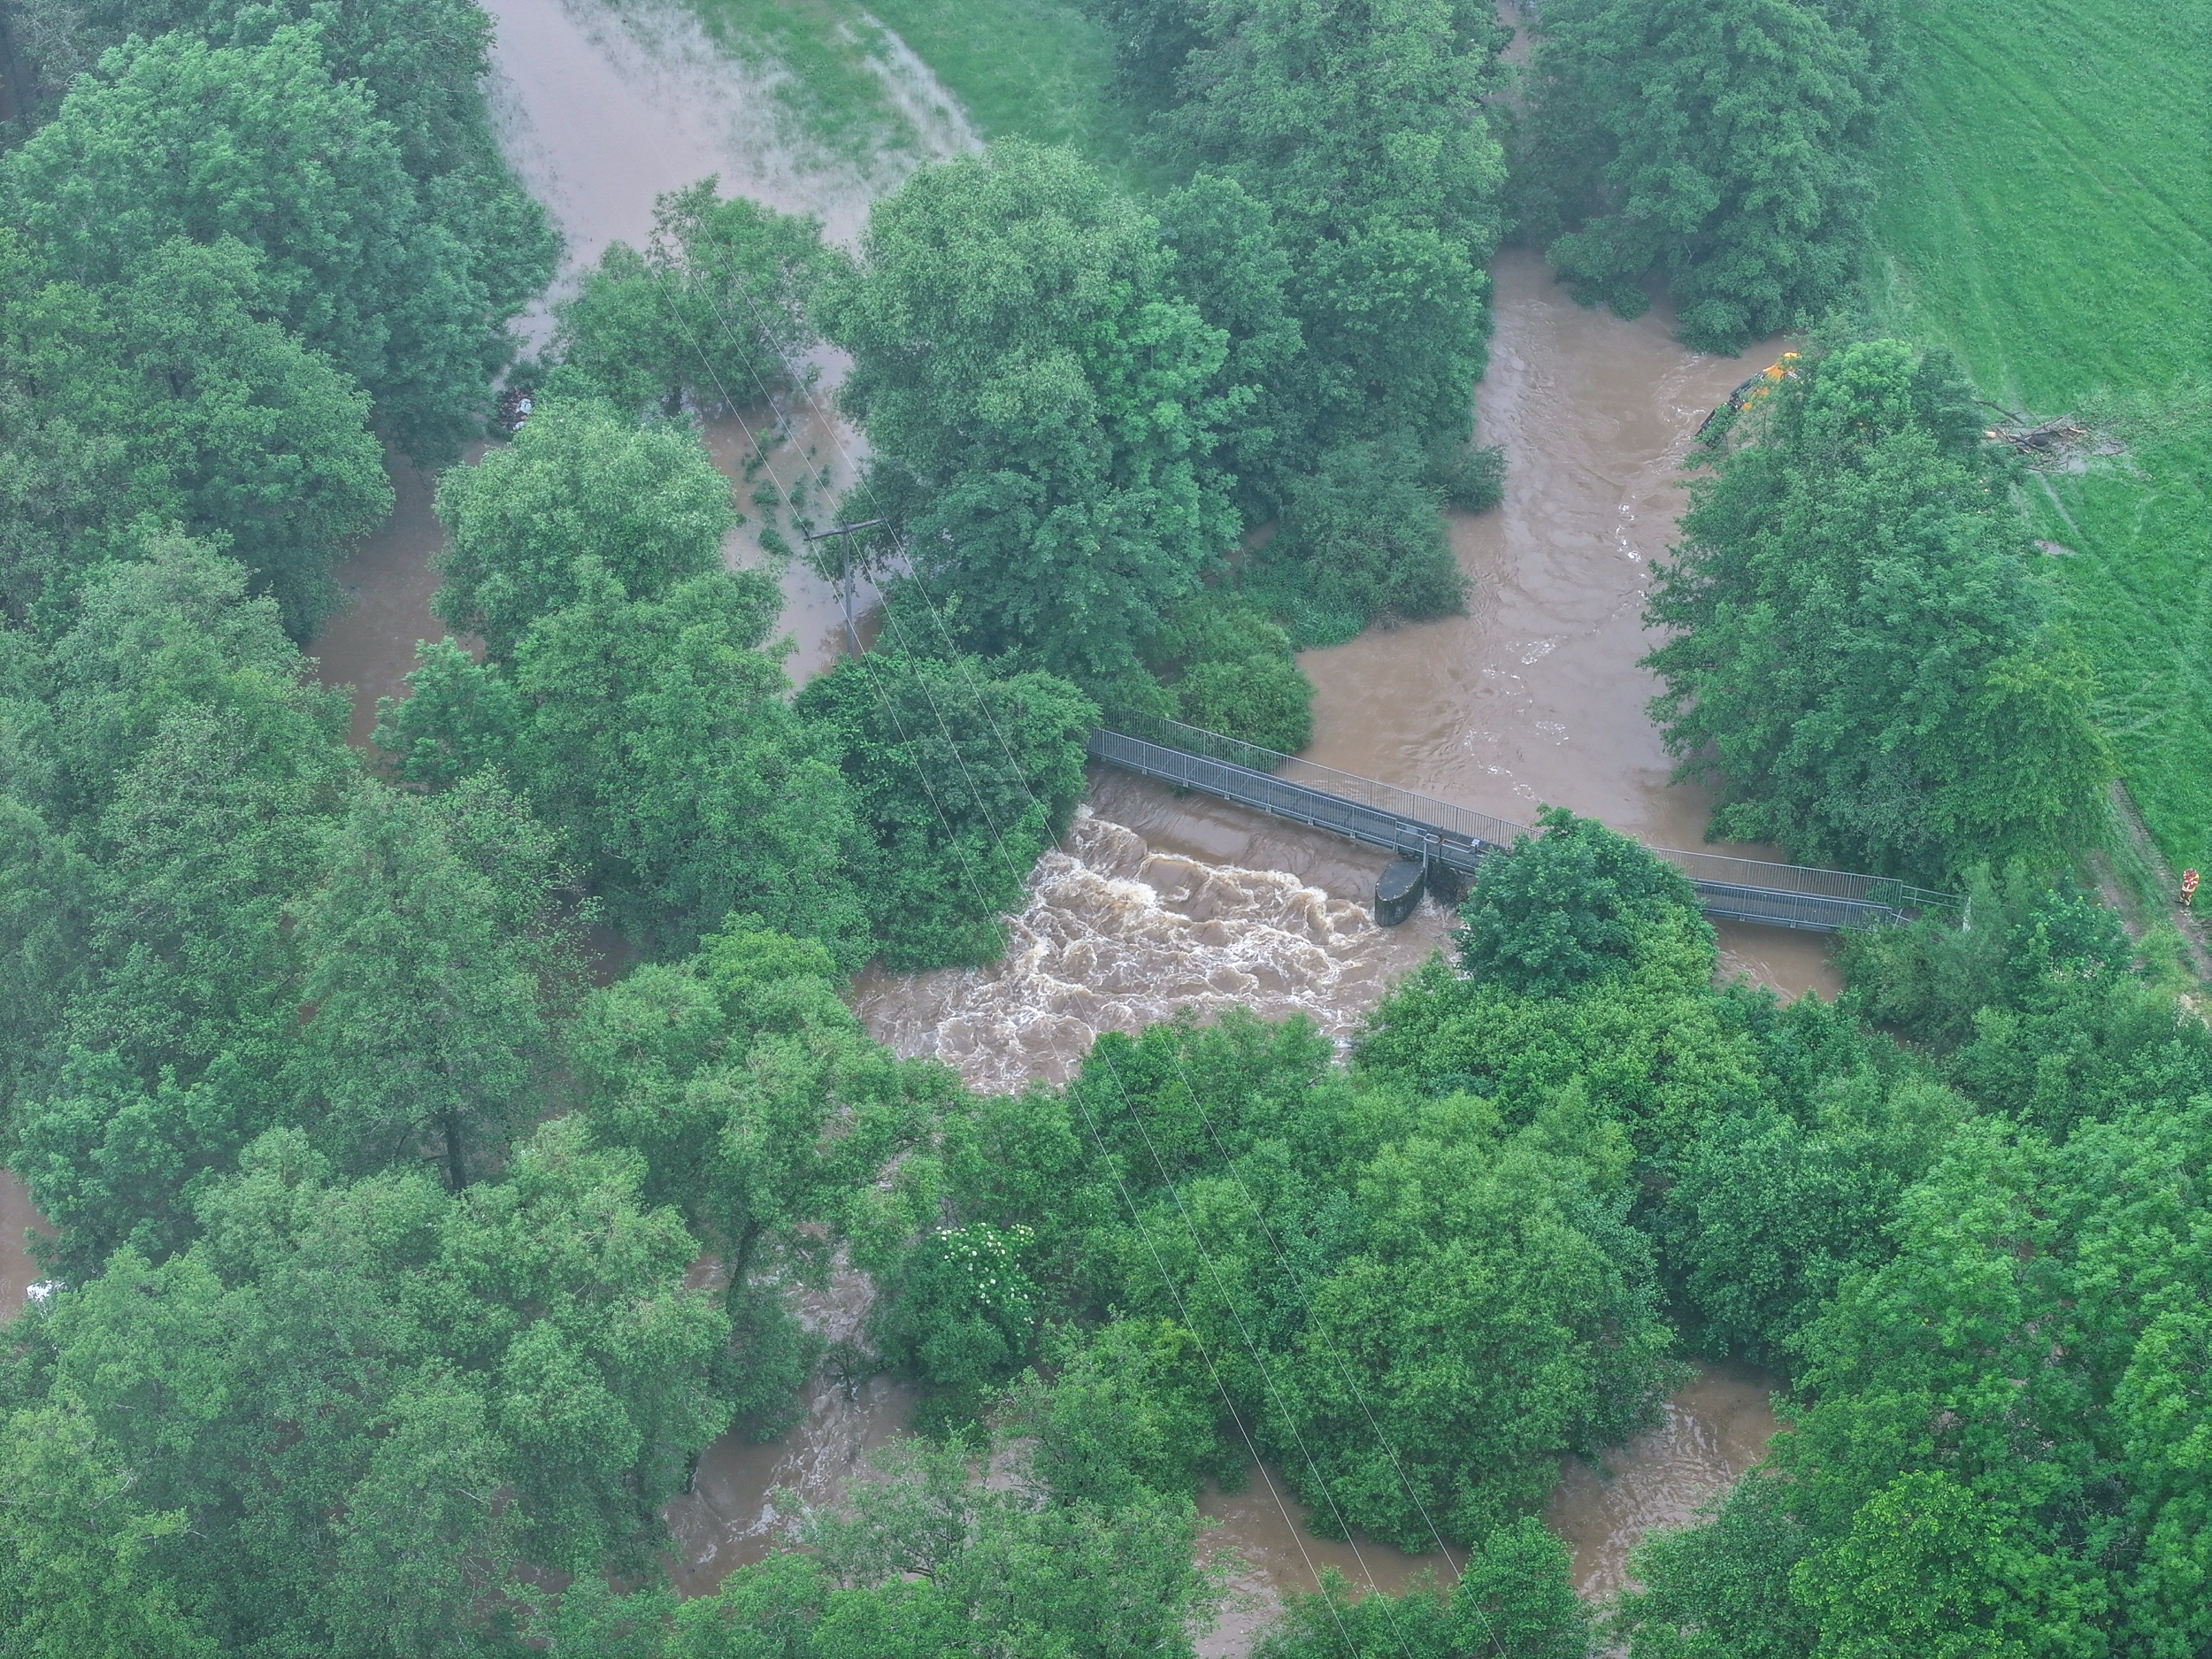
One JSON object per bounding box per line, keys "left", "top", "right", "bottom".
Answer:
{"left": 4, "top": 0, "right": 1805, "bottom": 1640}
{"left": 0, "top": 1169, "right": 46, "bottom": 1312}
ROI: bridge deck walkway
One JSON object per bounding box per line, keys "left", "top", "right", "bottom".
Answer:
{"left": 1087, "top": 725, "right": 1960, "bottom": 934}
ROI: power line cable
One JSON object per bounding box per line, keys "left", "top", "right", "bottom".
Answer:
{"left": 680, "top": 205, "right": 1499, "bottom": 1653}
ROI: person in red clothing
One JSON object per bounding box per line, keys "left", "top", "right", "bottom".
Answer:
{"left": 2181, "top": 869, "right": 2199, "bottom": 909}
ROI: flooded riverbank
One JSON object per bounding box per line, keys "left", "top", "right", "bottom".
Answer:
{"left": 284, "top": 2, "right": 1803, "bottom": 1637}
{"left": 1547, "top": 1362, "right": 1781, "bottom": 1601}
{"left": 0, "top": 1169, "right": 46, "bottom": 1315}
{"left": 661, "top": 1327, "right": 1776, "bottom": 1643}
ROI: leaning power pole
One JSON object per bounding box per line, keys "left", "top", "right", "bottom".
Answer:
{"left": 799, "top": 518, "right": 885, "bottom": 657}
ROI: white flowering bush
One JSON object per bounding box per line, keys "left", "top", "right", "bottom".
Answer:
{"left": 872, "top": 1220, "right": 1043, "bottom": 1425}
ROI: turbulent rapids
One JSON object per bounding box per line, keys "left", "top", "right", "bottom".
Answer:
{"left": 851, "top": 811, "right": 1446, "bottom": 1094}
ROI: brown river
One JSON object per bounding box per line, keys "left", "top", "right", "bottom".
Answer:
{"left": 3, "top": 0, "right": 1805, "bottom": 1637}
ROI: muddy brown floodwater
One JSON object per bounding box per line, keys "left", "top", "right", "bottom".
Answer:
{"left": 1547, "top": 1362, "right": 1782, "bottom": 1601}
{"left": 1294, "top": 248, "right": 1836, "bottom": 1003}
{"left": 287, "top": 1, "right": 1805, "bottom": 1642}
{"left": 0, "top": 1168, "right": 49, "bottom": 1317}
{"left": 856, "top": 253, "right": 1836, "bottom": 1092}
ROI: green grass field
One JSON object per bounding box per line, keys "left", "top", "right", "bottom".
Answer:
{"left": 1866, "top": 0, "right": 2212, "bottom": 875}
{"left": 683, "top": 0, "right": 1142, "bottom": 175}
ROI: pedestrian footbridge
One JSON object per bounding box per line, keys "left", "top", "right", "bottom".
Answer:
{"left": 1087, "top": 720, "right": 1962, "bottom": 933}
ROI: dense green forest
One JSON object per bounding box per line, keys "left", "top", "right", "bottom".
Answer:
{"left": 3, "top": 0, "right": 2208, "bottom": 1652}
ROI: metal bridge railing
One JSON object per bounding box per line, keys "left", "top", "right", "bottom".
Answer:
{"left": 1096, "top": 715, "right": 1964, "bottom": 919}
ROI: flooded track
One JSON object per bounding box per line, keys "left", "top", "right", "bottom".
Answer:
{"left": 1547, "top": 1362, "right": 1781, "bottom": 1600}
{"left": 662, "top": 1269, "right": 920, "bottom": 1594}
{"left": 313, "top": 448, "right": 472, "bottom": 745}
{"left": 0, "top": 1169, "right": 45, "bottom": 1314}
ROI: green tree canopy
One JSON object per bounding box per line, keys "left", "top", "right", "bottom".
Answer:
{"left": 823, "top": 140, "right": 1240, "bottom": 687}
{"left": 7, "top": 23, "right": 547, "bottom": 455}
{"left": 795, "top": 649, "right": 1096, "bottom": 969}
{"left": 1151, "top": 0, "right": 1510, "bottom": 456}
{"left": 1455, "top": 807, "right": 1708, "bottom": 999}
{"left": 1618, "top": 1094, "right": 2212, "bottom": 1658}
{"left": 1151, "top": 172, "right": 1305, "bottom": 513}
{"left": 380, "top": 564, "right": 872, "bottom": 961}
{"left": 8, "top": 0, "right": 515, "bottom": 182}
{"left": 567, "top": 918, "right": 956, "bottom": 1425}
{"left": 4, "top": 538, "right": 356, "bottom": 1271}
{"left": 1517, "top": 0, "right": 1897, "bottom": 352}
{"left": 0, "top": 229, "right": 389, "bottom": 633}
{"left": 0, "top": 1120, "right": 740, "bottom": 1655}
{"left": 1644, "top": 340, "right": 2109, "bottom": 881}
{"left": 288, "top": 775, "right": 583, "bottom": 1189}
{"left": 430, "top": 393, "right": 738, "bottom": 663}
{"left": 1145, "top": 590, "right": 1314, "bottom": 751}
{"left": 901, "top": 1009, "right": 1680, "bottom": 1551}
{"left": 1241, "top": 434, "right": 1466, "bottom": 646}
{"left": 1122, "top": 1090, "right": 1677, "bottom": 1548}
{"left": 550, "top": 178, "right": 841, "bottom": 419}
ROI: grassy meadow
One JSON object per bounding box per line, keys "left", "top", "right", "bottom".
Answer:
{"left": 682, "top": 0, "right": 1141, "bottom": 174}
{"left": 1866, "top": 0, "right": 2212, "bottom": 875}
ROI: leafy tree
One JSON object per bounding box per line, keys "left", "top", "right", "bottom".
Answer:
{"left": 1242, "top": 434, "right": 1466, "bottom": 646}
{"left": 1363, "top": 840, "right": 1877, "bottom": 1198}
{"left": 823, "top": 140, "right": 1240, "bottom": 687}
{"left": 1517, "top": 0, "right": 1897, "bottom": 352}
{"left": 1265, "top": 1107, "right": 1675, "bottom": 1545}
{"left": 551, "top": 179, "right": 841, "bottom": 419}
{"left": 1015, "top": 1318, "right": 1230, "bottom": 1506}
{"left": 1147, "top": 591, "right": 1313, "bottom": 751}
{"left": 933, "top": 1071, "right": 1125, "bottom": 1317}
{"left": 1152, "top": 0, "right": 1510, "bottom": 453}
{"left": 1657, "top": 1069, "right": 1960, "bottom": 1362}
{"left": 0, "top": 1401, "right": 213, "bottom": 1658}
{"left": 567, "top": 918, "right": 955, "bottom": 1427}
{"left": 0, "top": 229, "right": 389, "bottom": 633}
{"left": 1620, "top": 1094, "right": 2212, "bottom": 1657}
{"left": 1153, "top": 172, "right": 1307, "bottom": 513}
{"left": 1260, "top": 1518, "right": 1592, "bottom": 1657}
{"left": 872, "top": 1221, "right": 1046, "bottom": 1425}
{"left": 380, "top": 564, "right": 872, "bottom": 961}
{"left": 1079, "top": 1018, "right": 1678, "bottom": 1549}
{"left": 1456, "top": 807, "right": 1707, "bottom": 999}
{"left": 1081, "top": 0, "right": 1206, "bottom": 108}
{"left": 288, "top": 775, "right": 582, "bottom": 1189}
{"left": 5, "top": 538, "right": 355, "bottom": 1271}
{"left": 9, "top": 0, "right": 502, "bottom": 177}
{"left": 795, "top": 649, "right": 1095, "bottom": 969}
{"left": 0, "top": 1120, "right": 738, "bottom": 1653}
{"left": 430, "top": 394, "right": 737, "bottom": 663}
{"left": 1840, "top": 865, "right": 2212, "bottom": 1142}
{"left": 7, "top": 24, "right": 546, "bottom": 454}
{"left": 1609, "top": 1474, "right": 1816, "bottom": 1659}
{"left": 1644, "top": 340, "right": 2109, "bottom": 881}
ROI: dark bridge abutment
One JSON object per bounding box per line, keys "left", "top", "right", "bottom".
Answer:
{"left": 1375, "top": 858, "right": 1427, "bottom": 926}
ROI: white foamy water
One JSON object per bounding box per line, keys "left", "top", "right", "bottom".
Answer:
{"left": 850, "top": 810, "right": 1448, "bottom": 1093}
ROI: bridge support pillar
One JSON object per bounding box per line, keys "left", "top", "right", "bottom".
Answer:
{"left": 1376, "top": 857, "right": 1426, "bottom": 926}
{"left": 1420, "top": 833, "right": 1465, "bottom": 908}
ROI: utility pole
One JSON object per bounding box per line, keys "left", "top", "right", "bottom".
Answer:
{"left": 799, "top": 518, "right": 885, "bottom": 658}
